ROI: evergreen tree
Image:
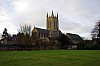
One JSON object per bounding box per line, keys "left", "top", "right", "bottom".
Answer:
{"left": 2, "top": 28, "right": 9, "bottom": 39}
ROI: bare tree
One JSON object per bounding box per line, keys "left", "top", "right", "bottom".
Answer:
{"left": 91, "top": 21, "right": 100, "bottom": 39}
{"left": 17, "top": 24, "right": 32, "bottom": 45}
{"left": 18, "top": 24, "right": 31, "bottom": 36}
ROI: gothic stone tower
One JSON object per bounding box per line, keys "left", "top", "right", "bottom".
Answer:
{"left": 46, "top": 11, "right": 59, "bottom": 38}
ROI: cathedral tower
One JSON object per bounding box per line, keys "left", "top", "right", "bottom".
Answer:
{"left": 46, "top": 11, "right": 59, "bottom": 31}
{"left": 46, "top": 11, "right": 60, "bottom": 38}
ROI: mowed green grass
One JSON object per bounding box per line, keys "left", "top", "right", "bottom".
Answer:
{"left": 0, "top": 50, "right": 100, "bottom": 66}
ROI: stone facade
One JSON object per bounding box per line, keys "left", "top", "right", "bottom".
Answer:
{"left": 32, "top": 11, "right": 61, "bottom": 40}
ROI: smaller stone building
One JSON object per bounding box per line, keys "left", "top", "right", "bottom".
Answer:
{"left": 66, "top": 33, "right": 83, "bottom": 49}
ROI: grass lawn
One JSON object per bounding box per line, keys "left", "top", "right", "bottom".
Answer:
{"left": 0, "top": 50, "right": 100, "bottom": 66}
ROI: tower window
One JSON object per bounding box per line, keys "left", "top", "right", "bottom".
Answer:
{"left": 50, "top": 20, "right": 52, "bottom": 29}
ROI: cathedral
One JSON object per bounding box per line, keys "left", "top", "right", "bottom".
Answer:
{"left": 32, "top": 11, "right": 62, "bottom": 40}
{"left": 0, "top": 11, "right": 83, "bottom": 50}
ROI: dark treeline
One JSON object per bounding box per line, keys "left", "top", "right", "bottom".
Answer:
{"left": 0, "top": 22, "right": 100, "bottom": 50}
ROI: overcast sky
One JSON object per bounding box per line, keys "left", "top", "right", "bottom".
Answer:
{"left": 0, "top": 0, "right": 100, "bottom": 39}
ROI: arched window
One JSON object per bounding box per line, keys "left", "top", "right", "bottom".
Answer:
{"left": 50, "top": 20, "right": 52, "bottom": 29}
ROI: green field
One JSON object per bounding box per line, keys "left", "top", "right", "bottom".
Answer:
{"left": 0, "top": 50, "right": 100, "bottom": 66}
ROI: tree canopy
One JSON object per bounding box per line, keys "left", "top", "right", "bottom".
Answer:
{"left": 91, "top": 21, "right": 100, "bottom": 39}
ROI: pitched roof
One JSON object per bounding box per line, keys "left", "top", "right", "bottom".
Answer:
{"left": 34, "top": 27, "right": 49, "bottom": 34}
{"left": 66, "top": 33, "right": 83, "bottom": 41}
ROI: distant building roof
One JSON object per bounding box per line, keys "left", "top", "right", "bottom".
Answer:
{"left": 66, "top": 33, "right": 83, "bottom": 41}
{"left": 33, "top": 27, "right": 49, "bottom": 34}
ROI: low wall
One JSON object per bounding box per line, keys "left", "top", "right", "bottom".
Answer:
{"left": 0, "top": 44, "right": 61, "bottom": 50}
{"left": 0, "top": 44, "right": 82, "bottom": 50}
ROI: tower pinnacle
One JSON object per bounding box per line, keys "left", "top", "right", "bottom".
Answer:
{"left": 47, "top": 12, "right": 48, "bottom": 18}
{"left": 57, "top": 12, "right": 58, "bottom": 18}
{"left": 52, "top": 10, "right": 54, "bottom": 17}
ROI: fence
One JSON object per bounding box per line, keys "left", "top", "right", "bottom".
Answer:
{"left": 0, "top": 43, "right": 82, "bottom": 50}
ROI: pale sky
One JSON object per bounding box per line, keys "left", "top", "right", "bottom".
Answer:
{"left": 0, "top": 0, "right": 100, "bottom": 39}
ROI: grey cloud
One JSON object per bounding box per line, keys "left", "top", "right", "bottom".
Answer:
{"left": 0, "top": 0, "right": 100, "bottom": 39}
